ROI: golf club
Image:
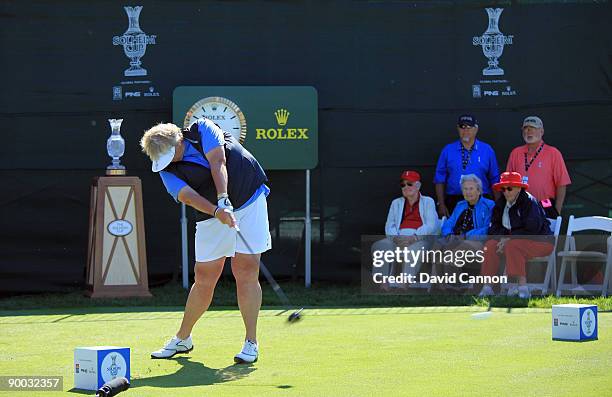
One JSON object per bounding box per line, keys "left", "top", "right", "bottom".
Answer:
{"left": 235, "top": 227, "right": 304, "bottom": 322}
{"left": 95, "top": 377, "right": 130, "bottom": 397}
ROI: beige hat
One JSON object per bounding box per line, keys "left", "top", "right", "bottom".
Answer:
{"left": 522, "top": 116, "right": 543, "bottom": 129}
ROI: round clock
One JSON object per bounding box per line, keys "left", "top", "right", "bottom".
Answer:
{"left": 183, "top": 96, "right": 247, "bottom": 143}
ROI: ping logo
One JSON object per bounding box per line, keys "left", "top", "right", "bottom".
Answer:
{"left": 274, "top": 109, "right": 290, "bottom": 126}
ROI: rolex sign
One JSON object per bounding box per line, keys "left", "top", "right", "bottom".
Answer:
{"left": 173, "top": 86, "right": 318, "bottom": 170}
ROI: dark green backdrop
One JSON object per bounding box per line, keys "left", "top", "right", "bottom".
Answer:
{"left": 1, "top": 1, "right": 611, "bottom": 293}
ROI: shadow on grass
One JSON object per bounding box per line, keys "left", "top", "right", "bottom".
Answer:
{"left": 131, "top": 357, "right": 257, "bottom": 389}
{"left": 66, "top": 388, "right": 91, "bottom": 395}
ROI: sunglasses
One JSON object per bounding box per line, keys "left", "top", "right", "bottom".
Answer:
{"left": 500, "top": 187, "right": 514, "bottom": 192}
{"left": 458, "top": 124, "right": 474, "bottom": 129}
{"left": 400, "top": 182, "right": 414, "bottom": 188}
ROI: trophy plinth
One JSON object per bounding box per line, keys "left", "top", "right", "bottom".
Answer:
{"left": 106, "top": 168, "right": 127, "bottom": 176}
{"left": 86, "top": 176, "right": 151, "bottom": 298}
{"left": 106, "top": 119, "right": 127, "bottom": 176}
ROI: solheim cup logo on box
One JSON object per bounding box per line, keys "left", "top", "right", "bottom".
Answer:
{"left": 101, "top": 353, "right": 127, "bottom": 383}
{"left": 113, "top": 6, "right": 156, "bottom": 77}
{"left": 581, "top": 309, "right": 596, "bottom": 337}
{"left": 473, "top": 8, "right": 513, "bottom": 76}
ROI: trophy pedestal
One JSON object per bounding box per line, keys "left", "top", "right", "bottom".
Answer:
{"left": 106, "top": 168, "right": 127, "bottom": 176}
{"left": 86, "top": 176, "right": 151, "bottom": 298}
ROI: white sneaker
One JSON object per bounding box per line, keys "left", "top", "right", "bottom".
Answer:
{"left": 234, "top": 340, "right": 258, "bottom": 364}
{"left": 518, "top": 286, "right": 531, "bottom": 299}
{"left": 478, "top": 284, "right": 494, "bottom": 297}
{"left": 506, "top": 285, "right": 519, "bottom": 297}
{"left": 151, "top": 336, "right": 193, "bottom": 359}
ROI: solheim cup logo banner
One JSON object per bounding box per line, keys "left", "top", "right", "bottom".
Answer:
{"left": 473, "top": 8, "right": 513, "bottom": 76}
{"left": 113, "top": 6, "right": 156, "bottom": 76}
{"left": 111, "top": 6, "right": 160, "bottom": 100}
{"left": 470, "top": 8, "right": 517, "bottom": 99}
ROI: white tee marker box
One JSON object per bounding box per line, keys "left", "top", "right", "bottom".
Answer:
{"left": 552, "top": 304, "right": 598, "bottom": 342}
{"left": 74, "top": 347, "right": 130, "bottom": 390}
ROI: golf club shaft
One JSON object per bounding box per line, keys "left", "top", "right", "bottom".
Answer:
{"left": 235, "top": 229, "right": 292, "bottom": 308}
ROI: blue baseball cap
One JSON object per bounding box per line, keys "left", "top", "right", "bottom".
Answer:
{"left": 457, "top": 114, "right": 478, "bottom": 127}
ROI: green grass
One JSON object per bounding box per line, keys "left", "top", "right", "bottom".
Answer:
{"left": 0, "top": 306, "right": 610, "bottom": 396}
{"left": 1, "top": 280, "right": 611, "bottom": 311}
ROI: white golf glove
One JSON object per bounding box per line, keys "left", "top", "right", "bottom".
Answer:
{"left": 217, "top": 193, "right": 233, "bottom": 211}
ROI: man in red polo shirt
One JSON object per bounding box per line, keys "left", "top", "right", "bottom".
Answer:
{"left": 371, "top": 171, "right": 439, "bottom": 288}
{"left": 506, "top": 116, "right": 571, "bottom": 218}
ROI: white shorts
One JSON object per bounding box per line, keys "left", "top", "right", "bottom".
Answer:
{"left": 194, "top": 193, "right": 272, "bottom": 262}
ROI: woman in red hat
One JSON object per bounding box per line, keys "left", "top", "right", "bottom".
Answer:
{"left": 478, "top": 171, "right": 553, "bottom": 299}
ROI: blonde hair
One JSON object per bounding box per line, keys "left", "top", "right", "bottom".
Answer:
{"left": 140, "top": 123, "right": 182, "bottom": 160}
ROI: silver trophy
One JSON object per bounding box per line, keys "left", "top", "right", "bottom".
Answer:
{"left": 106, "top": 119, "right": 126, "bottom": 175}
{"left": 112, "top": 6, "right": 156, "bottom": 77}
{"left": 473, "top": 8, "right": 513, "bottom": 76}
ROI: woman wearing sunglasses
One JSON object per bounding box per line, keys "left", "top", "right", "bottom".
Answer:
{"left": 478, "top": 171, "right": 553, "bottom": 299}
{"left": 434, "top": 174, "right": 495, "bottom": 290}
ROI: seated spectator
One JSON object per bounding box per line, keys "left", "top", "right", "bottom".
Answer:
{"left": 435, "top": 174, "right": 494, "bottom": 288}
{"left": 441, "top": 174, "right": 495, "bottom": 239}
{"left": 371, "top": 171, "right": 439, "bottom": 287}
{"left": 478, "top": 172, "right": 554, "bottom": 299}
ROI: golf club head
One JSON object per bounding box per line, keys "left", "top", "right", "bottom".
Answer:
{"left": 95, "top": 377, "right": 130, "bottom": 397}
{"left": 287, "top": 308, "right": 304, "bottom": 323}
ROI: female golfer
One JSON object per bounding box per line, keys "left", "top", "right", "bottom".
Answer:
{"left": 140, "top": 118, "right": 270, "bottom": 363}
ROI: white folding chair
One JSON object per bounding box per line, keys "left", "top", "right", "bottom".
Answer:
{"left": 502, "top": 217, "right": 562, "bottom": 295}
{"left": 555, "top": 216, "right": 612, "bottom": 297}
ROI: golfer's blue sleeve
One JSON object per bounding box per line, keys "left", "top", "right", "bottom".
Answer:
{"left": 159, "top": 171, "right": 187, "bottom": 202}
{"left": 434, "top": 146, "right": 448, "bottom": 184}
{"left": 199, "top": 119, "right": 225, "bottom": 154}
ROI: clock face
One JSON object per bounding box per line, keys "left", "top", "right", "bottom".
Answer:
{"left": 184, "top": 96, "right": 247, "bottom": 143}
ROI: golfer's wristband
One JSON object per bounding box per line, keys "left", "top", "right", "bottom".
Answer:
{"left": 217, "top": 192, "right": 229, "bottom": 200}
{"left": 213, "top": 206, "right": 220, "bottom": 218}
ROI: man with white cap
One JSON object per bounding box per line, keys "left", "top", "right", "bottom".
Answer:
{"left": 506, "top": 116, "right": 571, "bottom": 218}
{"left": 140, "top": 118, "right": 271, "bottom": 364}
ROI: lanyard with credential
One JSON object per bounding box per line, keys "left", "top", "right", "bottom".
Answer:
{"left": 524, "top": 142, "right": 544, "bottom": 172}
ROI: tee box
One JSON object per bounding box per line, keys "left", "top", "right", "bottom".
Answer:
{"left": 74, "top": 346, "right": 130, "bottom": 390}
{"left": 552, "top": 304, "right": 597, "bottom": 342}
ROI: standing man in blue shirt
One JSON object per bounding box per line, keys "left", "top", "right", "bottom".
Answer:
{"left": 140, "top": 118, "right": 270, "bottom": 364}
{"left": 434, "top": 114, "right": 500, "bottom": 218}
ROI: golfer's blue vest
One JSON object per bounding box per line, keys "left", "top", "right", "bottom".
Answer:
{"left": 164, "top": 122, "right": 267, "bottom": 221}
